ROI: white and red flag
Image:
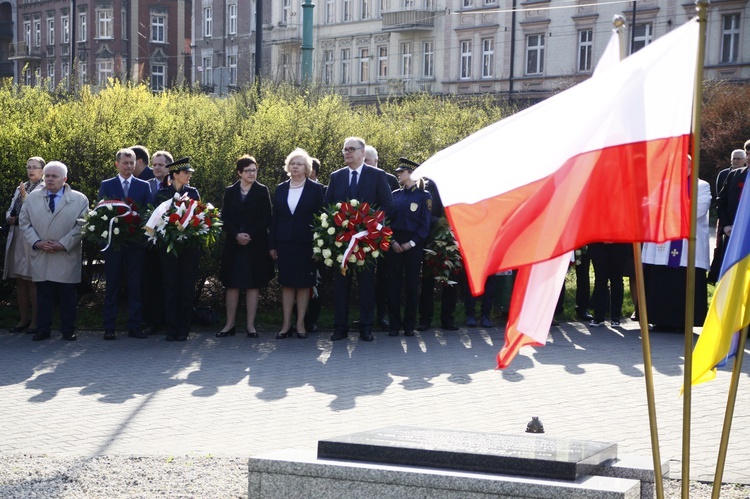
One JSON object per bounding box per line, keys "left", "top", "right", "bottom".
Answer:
{"left": 413, "top": 19, "right": 698, "bottom": 367}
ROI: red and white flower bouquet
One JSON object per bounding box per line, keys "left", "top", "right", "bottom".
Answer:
{"left": 80, "top": 198, "right": 144, "bottom": 251}
{"left": 311, "top": 199, "right": 392, "bottom": 274}
{"left": 144, "top": 193, "right": 222, "bottom": 255}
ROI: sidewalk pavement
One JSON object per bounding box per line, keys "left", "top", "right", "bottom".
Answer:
{"left": 1, "top": 319, "right": 749, "bottom": 484}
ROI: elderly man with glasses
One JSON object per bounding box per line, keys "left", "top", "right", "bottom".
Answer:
{"left": 324, "top": 137, "right": 394, "bottom": 342}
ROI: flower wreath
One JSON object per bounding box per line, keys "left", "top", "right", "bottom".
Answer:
{"left": 144, "top": 193, "right": 222, "bottom": 255}
{"left": 80, "top": 198, "right": 144, "bottom": 251}
{"left": 311, "top": 199, "right": 392, "bottom": 274}
{"left": 423, "top": 217, "right": 463, "bottom": 286}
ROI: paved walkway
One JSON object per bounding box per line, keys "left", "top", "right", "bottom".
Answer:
{"left": 1, "top": 320, "right": 749, "bottom": 484}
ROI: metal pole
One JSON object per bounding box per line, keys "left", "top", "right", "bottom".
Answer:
{"left": 301, "top": 0, "right": 315, "bottom": 86}
{"left": 254, "top": 0, "right": 262, "bottom": 97}
{"left": 712, "top": 325, "right": 749, "bottom": 498}
{"left": 613, "top": 14, "right": 665, "bottom": 498}
{"left": 682, "top": 2, "right": 709, "bottom": 497}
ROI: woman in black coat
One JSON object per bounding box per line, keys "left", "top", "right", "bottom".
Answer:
{"left": 269, "top": 148, "right": 325, "bottom": 339}
{"left": 217, "top": 155, "right": 274, "bottom": 338}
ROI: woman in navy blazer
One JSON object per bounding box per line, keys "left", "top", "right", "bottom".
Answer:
{"left": 269, "top": 148, "right": 325, "bottom": 339}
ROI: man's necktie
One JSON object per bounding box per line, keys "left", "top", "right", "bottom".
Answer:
{"left": 48, "top": 194, "right": 55, "bottom": 213}
{"left": 123, "top": 179, "right": 130, "bottom": 199}
{"left": 349, "top": 170, "right": 358, "bottom": 198}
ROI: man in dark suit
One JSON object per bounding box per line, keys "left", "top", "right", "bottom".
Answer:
{"left": 325, "top": 137, "right": 394, "bottom": 341}
{"left": 131, "top": 145, "right": 155, "bottom": 181}
{"left": 98, "top": 148, "right": 153, "bottom": 340}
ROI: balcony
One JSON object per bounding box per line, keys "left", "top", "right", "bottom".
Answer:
{"left": 381, "top": 7, "right": 435, "bottom": 31}
{"left": 8, "top": 42, "right": 42, "bottom": 60}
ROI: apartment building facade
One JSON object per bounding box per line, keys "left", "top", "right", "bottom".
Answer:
{"left": 260, "top": 0, "right": 750, "bottom": 99}
{"left": 7, "top": 0, "right": 191, "bottom": 90}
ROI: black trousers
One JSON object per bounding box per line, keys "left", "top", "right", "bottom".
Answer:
{"left": 386, "top": 242, "right": 423, "bottom": 332}
{"left": 142, "top": 245, "right": 166, "bottom": 328}
{"left": 37, "top": 281, "right": 77, "bottom": 335}
{"left": 333, "top": 265, "right": 375, "bottom": 333}
{"left": 160, "top": 247, "right": 201, "bottom": 337}
{"left": 589, "top": 243, "right": 629, "bottom": 322}
{"left": 575, "top": 252, "right": 591, "bottom": 312}
{"left": 418, "top": 265, "right": 458, "bottom": 326}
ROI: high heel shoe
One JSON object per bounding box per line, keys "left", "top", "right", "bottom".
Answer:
{"left": 10, "top": 321, "right": 31, "bottom": 333}
{"left": 276, "top": 330, "right": 291, "bottom": 339}
{"left": 216, "top": 326, "right": 236, "bottom": 338}
{"left": 246, "top": 330, "right": 259, "bottom": 338}
{"left": 296, "top": 330, "right": 308, "bottom": 339}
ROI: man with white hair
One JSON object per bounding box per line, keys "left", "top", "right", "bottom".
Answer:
{"left": 19, "top": 161, "right": 89, "bottom": 341}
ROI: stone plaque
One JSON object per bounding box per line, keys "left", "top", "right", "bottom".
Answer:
{"left": 317, "top": 426, "right": 617, "bottom": 481}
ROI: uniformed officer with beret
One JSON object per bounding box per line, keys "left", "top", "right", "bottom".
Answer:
{"left": 387, "top": 158, "right": 432, "bottom": 337}
{"left": 155, "top": 157, "right": 201, "bottom": 341}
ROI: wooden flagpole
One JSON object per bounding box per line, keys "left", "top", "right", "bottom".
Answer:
{"left": 682, "top": 1, "right": 709, "bottom": 497}
{"left": 612, "top": 14, "right": 665, "bottom": 499}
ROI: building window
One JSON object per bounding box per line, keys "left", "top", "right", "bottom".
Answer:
{"left": 359, "top": 48, "right": 369, "bottom": 83}
{"left": 79, "top": 61, "right": 88, "bottom": 85}
{"left": 481, "top": 37, "right": 493, "bottom": 78}
{"left": 404, "top": 0, "right": 414, "bottom": 8}
{"left": 61, "top": 62, "right": 69, "bottom": 85}
{"left": 323, "top": 50, "right": 334, "bottom": 84}
{"left": 343, "top": 0, "right": 352, "bottom": 22}
{"left": 378, "top": 46, "right": 388, "bottom": 78}
{"left": 362, "top": 0, "right": 371, "bottom": 20}
{"left": 228, "top": 4, "right": 237, "bottom": 34}
{"left": 577, "top": 29, "right": 593, "bottom": 72}
{"left": 484, "top": 0, "right": 496, "bottom": 4}
{"left": 460, "top": 40, "right": 472, "bottom": 79}
{"left": 98, "top": 60, "right": 113, "bottom": 85}
{"left": 24, "top": 67, "right": 32, "bottom": 85}
{"left": 400, "top": 42, "right": 412, "bottom": 77}
{"left": 151, "top": 64, "right": 166, "bottom": 91}
{"left": 151, "top": 14, "right": 166, "bottom": 42}
{"left": 282, "top": 0, "right": 290, "bottom": 24}
{"left": 203, "top": 7, "right": 213, "bottom": 38}
{"left": 422, "top": 41, "right": 433, "bottom": 78}
{"left": 425, "top": 0, "right": 435, "bottom": 9}
{"left": 61, "top": 15, "right": 69, "bottom": 43}
{"left": 326, "top": 0, "right": 335, "bottom": 24}
{"left": 47, "top": 62, "right": 55, "bottom": 88}
{"left": 341, "top": 48, "right": 351, "bottom": 84}
{"left": 721, "top": 14, "right": 740, "bottom": 63}
{"left": 47, "top": 17, "right": 54, "bottom": 46}
{"left": 97, "top": 9, "right": 113, "bottom": 39}
{"left": 463, "top": 0, "right": 474, "bottom": 7}
{"left": 78, "top": 11, "right": 87, "bottom": 42}
{"left": 631, "top": 23, "right": 652, "bottom": 53}
{"left": 121, "top": 8, "right": 127, "bottom": 39}
{"left": 201, "top": 56, "right": 213, "bottom": 86}
{"left": 526, "top": 34, "right": 544, "bottom": 74}
{"left": 33, "top": 17, "right": 41, "bottom": 47}
{"left": 23, "top": 21, "right": 30, "bottom": 49}
{"left": 281, "top": 53, "right": 291, "bottom": 80}
{"left": 228, "top": 55, "right": 237, "bottom": 84}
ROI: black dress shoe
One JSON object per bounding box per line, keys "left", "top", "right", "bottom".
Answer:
{"left": 388, "top": 330, "right": 400, "bottom": 337}
{"left": 416, "top": 323, "right": 430, "bottom": 332}
{"left": 276, "top": 330, "right": 291, "bottom": 339}
{"left": 104, "top": 330, "right": 116, "bottom": 340}
{"left": 359, "top": 331, "right": 374, "bottom": 341}
{"left": 143, "top": 325, "right": 159, "bottom": 336}
{"left": 62, "top": 333, "right": 77, "bottom": 341}
{"left": 330, "top": 330, "right": 348, "bottom": 341}
{"left": 378, "top": 317, "right": 390, "bottom": 328}
{"left": 246, "top": 330, "right": 259, "bottom": 338}
{"left": 576, "top": 310, "right": 594, "bottom": 321}
{"left": 441, "top": 322, "right": 459, "bottom": 331}
{"left": 10, "top": 321, "right": 31, "bottom": 333}
{"left": 305, "top": 323, "right": 318, "bottom": 333}
{"left": 128, "top": 329, "right": 148, "bottom": 339}
{"left": 32, "top": 331, "right": 51, "bottom": 341}
{"left": 216, "top": 326, "right": 236, "bottom": 338}
{"left": 403, "top": 330, "right": 415, "bottom": 337}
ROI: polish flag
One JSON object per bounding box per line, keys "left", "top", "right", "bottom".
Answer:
{"left": 413, "top": 19, "right": 698, "bottom": 366}
{"left": 413, "top": 19, "right": 696, "bottom": 293}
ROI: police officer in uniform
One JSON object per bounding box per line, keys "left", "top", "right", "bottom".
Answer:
{"left": 387, "top": 158, "right": 432, "bottom": 336}
{"left": 155, "top": 157, "right": 201, "bottom": 341}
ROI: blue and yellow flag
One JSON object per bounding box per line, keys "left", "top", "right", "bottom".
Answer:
{"left": 691, "top": 175, "right": 750, "bottom": 385}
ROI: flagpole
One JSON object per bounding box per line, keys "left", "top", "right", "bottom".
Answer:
{"left": 712, "top": 325, "right": 748, "bottom": 497}
{"left": 682, "top": 2, "right": 709, "bottom": 497}
{"left": 613, "top": 14, "right": 665, "bottom": 499}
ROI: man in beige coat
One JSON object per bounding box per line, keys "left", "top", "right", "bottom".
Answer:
{"left": 19, "top": 161, "right": 88, "bottom": 341}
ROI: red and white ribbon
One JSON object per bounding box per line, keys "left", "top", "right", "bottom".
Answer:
{"left": 94, "top": 199, "right": 133, "bottom": 252}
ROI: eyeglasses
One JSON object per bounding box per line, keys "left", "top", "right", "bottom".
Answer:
{"left": 26, "top": 166, "right": 43, "bottom": 170}
{"left": 243, "top": 169, "right": 257, "bottom": 174}
{"left": 341, "top": 147, "right": 362, "bottom": 154}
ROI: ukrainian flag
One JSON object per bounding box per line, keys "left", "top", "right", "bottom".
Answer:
{"left": 691, "top": 177, "right": 750, "bottom": 386}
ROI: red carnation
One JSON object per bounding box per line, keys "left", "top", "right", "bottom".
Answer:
{"left": 191, "top": 218, "right": 200, "bottom": 227}
{"left": 169, "top": 213, "right": 180, "bottom": 223}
